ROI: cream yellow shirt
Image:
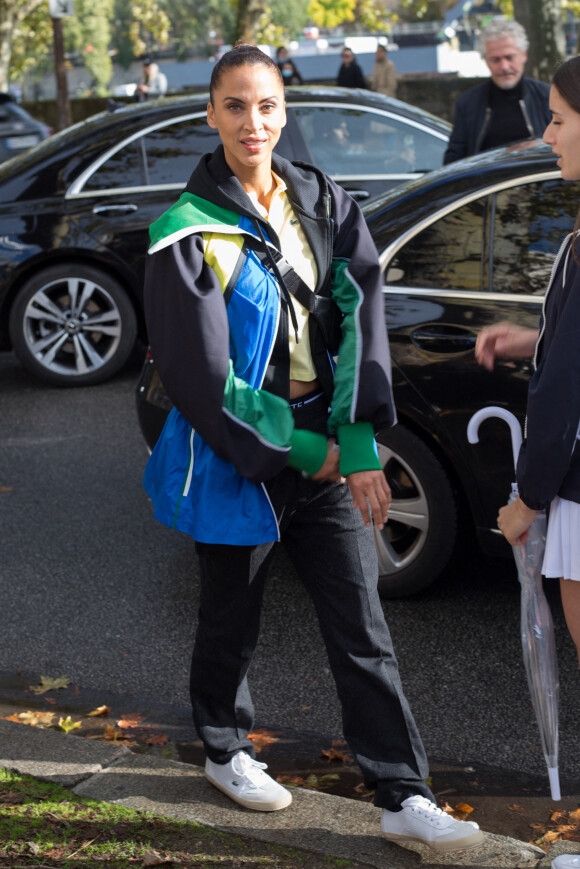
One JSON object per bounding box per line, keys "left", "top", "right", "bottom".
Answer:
{"left": 246, "top": 173, "right": 318, "bottom": 381}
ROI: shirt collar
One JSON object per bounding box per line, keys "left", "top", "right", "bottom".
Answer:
{"left": 247, "top": 171, "right": 287, "bottom": 220}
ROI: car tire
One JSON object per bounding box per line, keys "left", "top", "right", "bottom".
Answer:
{"left": 374, "top": 424, "right": 457, "bottom": 598}
{"left": 9, "top": 263, "right": 137, "bottom": 386}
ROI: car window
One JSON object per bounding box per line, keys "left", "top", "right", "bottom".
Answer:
{"left": 83, "top": 117, "right": 221, "bottom": 191}
{"left": 291, "top": 105, "right": 445, "bottom": 176}
{"left": 385, "top": 198, "right": 489, "bottom": 290}
{"left": 492, "top": 178, "right": 578, "bottom": 295}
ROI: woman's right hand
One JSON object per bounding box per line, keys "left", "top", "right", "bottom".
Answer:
{"left": 475, "top": 322, "right": 539, "bottom": 371}
{"left": 497, "top": 497, "right": 538, "bottom": 546}
{"left": 311, "top": 439, "right": 344, "bottom": 483}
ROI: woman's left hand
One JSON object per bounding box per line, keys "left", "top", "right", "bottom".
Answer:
{"left": 347, "top": 470, "right": 391, "bottom": 530}
{"left": 497, "top": 497, "right": 538, "bottom": 545}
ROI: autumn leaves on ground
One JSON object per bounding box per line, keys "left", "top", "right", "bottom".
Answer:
{"left": 2, "top": 673, "right": 580, "bottom": 857}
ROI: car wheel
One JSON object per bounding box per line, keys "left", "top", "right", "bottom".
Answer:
{"left": 9, "top": 264, "right": 137, "bottom": 386}
{"left": 374, "top": 424, "right": 457, "bottom": 598}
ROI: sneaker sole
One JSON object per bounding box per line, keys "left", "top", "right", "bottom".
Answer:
{"left": 382, "top": 828, "right": 485, "bottom": 853}
{"left": 205, "top": 771, "right": 292, "bottom": 812}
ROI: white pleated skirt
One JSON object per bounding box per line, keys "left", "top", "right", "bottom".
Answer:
{"left": 542, "top": 495, "right": 580, "bottom": 580}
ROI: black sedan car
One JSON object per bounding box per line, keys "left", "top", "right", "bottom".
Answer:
{"left": 138, "top": 141, "right": 575, "bottom": 598}
{"left": 0, "top": 87, "right": 449, "bottom": 386}
{"left": 0, "top": 94, "right": 51, "bottom": 163}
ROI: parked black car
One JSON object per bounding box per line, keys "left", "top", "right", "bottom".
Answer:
{"left": 0, "top": 87, "right": 449, "bottom": 386}
{"left": 0, "top": 94, "right": 51, "bottom": 163}
{"left": 138, "top": 141, "right": 573, "bottom": 597}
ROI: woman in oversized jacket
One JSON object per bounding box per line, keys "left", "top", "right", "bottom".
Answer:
{"left": 476, "top": 55, "right": 580, "bottom": 671}
{"left": 143, "top": 43, "right": 484, "bottom": 852}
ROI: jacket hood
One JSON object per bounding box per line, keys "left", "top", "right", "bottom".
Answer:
{"left": 184, "top": 145, "right": 330, "bottom": 225}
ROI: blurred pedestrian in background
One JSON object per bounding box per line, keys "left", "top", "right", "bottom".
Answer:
{"left": 276, "top": 47, "right": 303, "bottom": 84}
{"left": 136, "top": 58, "right": 168, "bottom": 100}
{"left": 371, "top": 44, "right": 397, "bottom": 98}
{"left": 337, "top": 47, "right": 367, "bottom": 89}
{"left": 444, "top": 19, "right": 550, "bottom": 164}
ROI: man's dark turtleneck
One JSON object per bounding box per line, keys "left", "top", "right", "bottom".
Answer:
{"left": 480, "top": 77, "right": 531, "bottom": 152}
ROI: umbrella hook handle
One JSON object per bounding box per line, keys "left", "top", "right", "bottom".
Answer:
{"left": 467, "top": 406, "right": 523, "bottom": 473}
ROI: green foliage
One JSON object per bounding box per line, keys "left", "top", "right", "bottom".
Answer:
{"left": 63, "top": 0, "right": 114, "bottom": 95}
{"left": 308, "top": 0, "right": 357, "bottom": 30}
{"left": 128, "top": 0, "right": 170, "bottom": 59}
{"left": 112, "top": 0, "right": 139, "bottom": 69}
{"left": 9, "top": 4, "right": 53, "bottom": 86}
{"left": 397, "top": 0, "right": 458, "bottom": 22}
{"left": 258, "top": 0, "right": 311, "bottom": 44}
{"left": 354, "top": 0, "right": 396, "bottom": 33}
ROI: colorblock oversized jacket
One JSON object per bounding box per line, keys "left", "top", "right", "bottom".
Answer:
{"left": 143, "top": 146, "right": 396, "bottom": 544}
{"left": 517, "top": 233, "right": 580, "bottom": 510}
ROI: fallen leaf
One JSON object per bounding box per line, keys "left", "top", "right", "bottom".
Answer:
{"left": 0, "top": 792, "right": 24, "bottom": 804}
{"left": 320, "top": 740, "right": 352, "bottom": 763}
{"left": 98, "top": 725, "right": 139, "bottom": 746}
{"left": 142, "top": 849, "right": 173, "bottom": 865}
{"left": 247, "top": 727, "right": 279, "bottom": 753}
{"left": 59, "top": 716, "right": 81, "bottom": 734}
{"left": 3, "top": 710, "right": 56, "bottom": 728}
{"left": 509, "top": 804, "right": 526, "bottom": 813}
{"left": 0, "top": 486, "right": 13, "bottom": 493}
{"left": 103, "top": 725, "right": 124, "bottom": 741}
{"left": 144, "top": 733, "right": 169, "bottom": 746}
{"left": 87, "top": 705, "right": 111, "bottom": 717}
{"left": 27, "top": 842, "right": 41, "bottom": 855}
{"left": 117, "top": 713, "right": 145, "bottom": 729}
{"left": 29, "top": 675, "right": 70, "bottom": 695}
{"left": 277, "top": 775, "right": 307, "bottom": 787}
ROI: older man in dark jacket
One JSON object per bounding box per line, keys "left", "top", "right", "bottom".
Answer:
{"left": 443, "top": 19, "right": 550, "bottom": 165}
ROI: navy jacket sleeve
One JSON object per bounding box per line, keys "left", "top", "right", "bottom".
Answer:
{"left": 517, "top": 255, "right": 580, "bottom": 510}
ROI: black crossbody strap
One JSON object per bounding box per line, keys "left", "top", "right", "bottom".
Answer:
{"left": 245, "top": 229, "right": 344, "bottom": 354}
{"left": 253, "top": 222, "right": 300, "bottom": 342}
{"left": 223, "top": 239, "right": 249, "bottom": 307}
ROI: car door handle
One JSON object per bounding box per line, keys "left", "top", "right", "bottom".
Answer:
{"left": 92, "top": 203, "right": 138, "bottom": 214}
{"left": 343, "top": 188, "right": 370, "bottom": 201}
{"left": 411, "top": 325, "right": 476, "bottom": 353}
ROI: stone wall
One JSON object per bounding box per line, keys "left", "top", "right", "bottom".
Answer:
{"left": 23, "top": 75, "right": 482, "bottom": 131}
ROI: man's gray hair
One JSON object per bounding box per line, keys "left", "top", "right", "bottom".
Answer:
{"left": 477, "top": 18, "right": 528, "bottom": 56}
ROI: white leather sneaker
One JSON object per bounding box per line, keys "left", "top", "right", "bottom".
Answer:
{"left": 205, "top": 751, "right": 292, "bottom": 811}
{"left": 381, "top": 795, "right": 485, "bottom": 852}
{"left": 552, "top": 857, "right": 580, "bottom": 868}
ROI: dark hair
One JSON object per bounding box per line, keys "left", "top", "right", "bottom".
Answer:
{"left": 552, "top": 56, "right": 580, "bottom": 254}
{"left": 210, "top": 43, "right": 283, "bottom": 104}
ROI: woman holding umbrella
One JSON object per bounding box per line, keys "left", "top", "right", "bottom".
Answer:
{"left": 476, "top": 55, "right": 580, "bottom": 683}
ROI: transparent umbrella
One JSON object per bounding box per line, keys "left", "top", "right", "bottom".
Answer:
{"left": 467, "top": 406, "right": 560, "bottom": 801}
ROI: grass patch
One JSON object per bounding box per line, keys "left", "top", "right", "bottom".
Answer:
{"left": 0, "top": 768, "right": 366, "bottom": 868}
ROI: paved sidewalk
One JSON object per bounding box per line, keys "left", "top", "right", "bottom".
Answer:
{"left": 0, "top": 718, "right": 576, "bottom": 869}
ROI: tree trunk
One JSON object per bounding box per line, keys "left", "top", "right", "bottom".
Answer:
{"left": 233, "top": 0, "right": 266, "bottom": 45}
{"left": 513, "top": 0, "right": 565, "bottom": 82}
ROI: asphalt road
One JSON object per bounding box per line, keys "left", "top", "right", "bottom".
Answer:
{"left": 1, "top": 349, "right": 579, "bottom": 795}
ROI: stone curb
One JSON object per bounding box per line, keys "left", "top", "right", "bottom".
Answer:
{"left": 0, "top": 719, "right": 572, "bottom": 869}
